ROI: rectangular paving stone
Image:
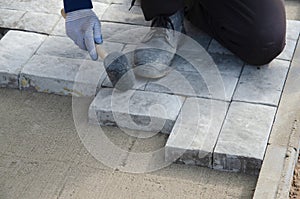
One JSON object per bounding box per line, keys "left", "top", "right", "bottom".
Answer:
{"left": 102, "top": 4, "right": 150, "bottom": 26}
{"left": 20, "top": 55, "right": 106, "bottom": 96}
{"left": 165, "top": 97, "right": 228, "bottom": 167}
{"left": 286, "top": 20, "right": 300, "bottom": 41}
{"left": 89, "top": 88, "right": 185, "bottom": 134}
{"left": 93, "top": 2, "right": 110, "bottom": 18}
{"left": 277, "top": 39, "right": 298, "bottom": 61}
{"left": 233, "top": 59, "right": 290, "bottom": 106}
{"left": 145, "top": 70, "right": 238, "bottom": 101}
{"left": 145, "top": 53, "right": 243, "bottom": 101}
{"left": 50, "top": 18, "right": 66, "bottom": 36}
{"left": 213, "top": 101, "right": 277, "bottom": 175}
{"left": 102, "top": 22, "right": 148, "bottom": 44}
{"left": 18, "top": 12, "right": 61, "bottom": 34}
{"left": 2, "top": 0, "right": 63, "bottom": 14}
{"left": 0, "top": 9, "right": 26, "bottom": 29}
{"left": 0, "top": 31, "right": 46, "bottom": 88}
{"left": 37, "top": 35, "right": 124, "bottom": 59}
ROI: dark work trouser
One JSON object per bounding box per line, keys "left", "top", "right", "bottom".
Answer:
{"left": 140, "top": 0, "right": 286, "bottom": 65}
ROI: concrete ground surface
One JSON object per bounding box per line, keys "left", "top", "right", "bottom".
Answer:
{"left": 0, "top": 88, "right": 257, "bottom": 199}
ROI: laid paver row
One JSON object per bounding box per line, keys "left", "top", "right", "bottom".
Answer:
{"left": 0, "top": 18, "right": 299, "bottom": 174}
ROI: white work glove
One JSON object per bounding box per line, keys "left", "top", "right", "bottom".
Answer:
{"left": 65, "top": 9, "right": 102, "bottom": 60}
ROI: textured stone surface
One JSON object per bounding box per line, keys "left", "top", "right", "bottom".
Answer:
{"left": 18, "top": 12, "right": 60, "bottom": 34}
{"left": 102, "top": 22, "right": 148, "bottom": 44}
{"left": 286, "top": 20, "right": 300, "bottom": 41}
{"left": 37, "top": 36, "right": 124, "bottom": 60}
{"left": 1, "top": 0, "right": 63, "bottom": 14}
{"left": 213, "top": 102, "right": 277, "bottom": 175}
{"left": 89, "top": 88, "right": 185, "bottom": 133}
{"left": 277, "top": 39, "right": 298, "bottom": 61}
{"left": 166, "top": 97, "right": 228, "bottom": 167}
{"left": 233, "top": 59, "right": 290, "bottom": 106}
{"left": 267, "top": 42, "right": 300, "bottom": 148}
{"left": 0, "top": 9, "right": 26, "bottom": 29}
{"left": 145, "top": 54, "right": 243, "bottom": 101}
{"left": 20, "top": 55, "right": 106, "bottom": 96}
{"left": 102, "top": 4, "right": 150, "bottom": 26}
{"left": 0, "top": 31, "right": 46, "bottom": 88}
{"left": 145, "top": 70, "right": 238, "bottom": 101}
{"left": 51, "top": 18, "right": 66, "bottom": 36}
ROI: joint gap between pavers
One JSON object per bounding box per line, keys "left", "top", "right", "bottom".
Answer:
{"left": 231, "top": 61, "right": 246, "bottom": 101}
{"left": 261, "top": 107, "right": 282, "bottom": 163}
{"left": 211, "top": 100, "right": 231, "bottom": 169}
{"left": 263, "top": 59, "right": 294, "bottom": 151}
{"left": 231, "top": 99, "right": 278, "bottom": 108}
{"left": 50, "top": 16, "right": 63, "bottom": 34}
{"left": 2, "top": 27, "right": 50, "bottom": 37}
{"left": 100, "top": 20, "right": 149, "bottom": 27}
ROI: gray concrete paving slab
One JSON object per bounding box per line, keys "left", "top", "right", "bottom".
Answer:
{"left": 89, "top": 88, "right": 185, "bottom": 134}
{"left": 165, "top": 97, "right": 228, "bottom": 167}
{"left": 213, "top": 102, "right": 277, "bottom": 175}
{"left": 233, "top": 59, "right": 290, "bottom": 106}
{"left": 20, "top": 55, "right": 106, "bottom": 96}
{"left": 101, "top": 4, "right": 150, "bottom": 26}
{"left": 0, "top": 31, "right": 46, "bottom": 88}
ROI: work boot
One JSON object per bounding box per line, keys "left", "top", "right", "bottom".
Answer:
{"left": 133, "top": 9, "right": 185, "bottom": 79}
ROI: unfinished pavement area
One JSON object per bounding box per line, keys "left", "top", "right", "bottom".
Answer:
{"left": 0, "top": 0, "right": 300, "bottom": 198}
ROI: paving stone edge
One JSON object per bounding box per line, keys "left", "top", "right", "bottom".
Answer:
{"left": 253, "top": 38, "right": 300, "bottom": 199}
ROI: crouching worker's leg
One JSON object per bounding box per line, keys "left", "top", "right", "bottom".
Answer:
{"left": 133, "top": 0, "right": 185, "bottom": 78}
{"left": 186, "top": 0, "right": 286, "bottom": 65}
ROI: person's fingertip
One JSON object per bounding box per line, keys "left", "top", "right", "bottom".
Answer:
{"left": 95, "top": 35, "right": 103, "bottom": 44}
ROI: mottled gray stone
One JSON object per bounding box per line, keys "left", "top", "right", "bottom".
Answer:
{"left": 102, "top": 22, "right": 143, "bottom": 40}
{"left": 213, "top": 102, "right": 277, "bottom": 175}
{"left": 277, "top": 39, "right": 297, "bottom": 61}
{"left": 145, "top": 60, "right": 240, "bottom": 101}
{"left": 37, "top": 36, "right": 88, "bottom": 59}
{"left": 89, "top": 88, "right": 185, "bottom": 133}
{"left": 0, "top": 0, "right": 62, "bottom": 14}
{"left": 93, "top": 2, "right": 110, "bottom": 18}
{"left": 20, "top": 55, "right": 106, "bottom": 96}
{"left": 286, "top": 20, "right": 300, "bottom": 41}
{"left": 102, "top": 4, "right": 150, "bottom": 26}
{"left": 0, "top": 10, "right": 60, "bottom": 34}
{"left": 208, "top": 39, "right": 234, "bottom": 55}
{"left": 0, "top": 9, "right": 25, "bottom": 29}
{"left": 18, "top": 12, "right": 61, "bottom": 34}
{"left": 166, "top": 97, "right": 228, "bottom": 167}
{"left": 37, "top": 36, "right": 124, "bottom": 59}
{"left": 233, "top": 59, "right": 290, "bottom": 106}
{"left": 0, "top": 31, "right": 46, "bottom": 88}
{"left": 102, "top": 22, "right": 148, "bottom": 44}
{"left": 51, "top": 18, "right": 66, "bottom": 36}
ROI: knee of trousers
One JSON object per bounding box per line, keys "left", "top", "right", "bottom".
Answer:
{"left": 238, "top": 25, "right": 286, "bottom": 66}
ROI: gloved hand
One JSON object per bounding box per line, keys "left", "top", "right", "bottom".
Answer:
{"left": 65, "top": 9, "right": 103, "bottom": 60}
